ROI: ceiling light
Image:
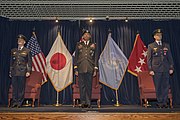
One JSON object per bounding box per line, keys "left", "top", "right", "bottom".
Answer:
{"left": 55, "top": 17, "right": 58, "bottom": 23}
{"left": 125, "top": 17, "right": 128, "bottom": 22}
{"left": 89, "top": 17, "right": 93, "bottom": 23}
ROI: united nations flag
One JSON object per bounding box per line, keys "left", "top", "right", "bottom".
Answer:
{"left": 98, "top": 33, "right": 128, "bottom": 90}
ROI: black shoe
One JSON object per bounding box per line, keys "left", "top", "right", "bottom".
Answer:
{"left": 87, "top": 105, "right": 92, "bottom": 108}
{"left": 17, "top": 105, "right": 21, "bottom": 108}
{"left": 163, "top": 104, "right": 169, "bottom": 108}
{"left": 84, "top": 104, "right": 89, "bottom": 108}
{"left": 157, "top": 104, "right": 163, "bottom": 108}
{"left": 11, "top": 104, "right": 17, "bottom": 108}
{"left": 79, "top": 104, "right": 86, "bottom": 108}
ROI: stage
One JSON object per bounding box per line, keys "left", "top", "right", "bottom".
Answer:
{"left": 1, "top": 105, "right": 180, "bottom": 120}
{"left": 1, "top": 104, "right": 180, "bottom": 113}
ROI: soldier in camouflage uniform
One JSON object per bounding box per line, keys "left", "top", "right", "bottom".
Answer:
{"left": 74, "top": 30, "right": 98, "bottom": 108}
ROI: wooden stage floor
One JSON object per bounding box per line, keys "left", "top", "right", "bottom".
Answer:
{"left": 0, "top": 112, "right": 180, "bottom": 120}
{"left": 0, "top": 105, "right": 180, "bottom": 120}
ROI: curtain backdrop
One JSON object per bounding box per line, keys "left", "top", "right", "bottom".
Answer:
{"left": 0, "top": 17, "right": 180, "bottom": 106}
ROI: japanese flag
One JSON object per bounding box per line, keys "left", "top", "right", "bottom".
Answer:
{"left": 46, "top": 32, "right": 73, "bottom": 92}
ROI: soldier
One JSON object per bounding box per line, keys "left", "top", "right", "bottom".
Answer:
{"left": 74, "top": 30, "right": 98, "bottom": 108}
{"left": 9, "top": 34, "right": 32, "bottom": 108}
{"left": 147, "top": 29, "right": 174, "bottom": 108}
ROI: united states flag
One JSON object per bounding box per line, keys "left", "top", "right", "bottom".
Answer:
{"left": 27, "top": 34, "right": 47, "bottom": 84}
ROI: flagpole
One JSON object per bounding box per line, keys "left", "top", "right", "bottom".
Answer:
{"left": 114, "top": 89, "right": 121, "bottom": 107}
{"left": 108, "top": 29, "right": 121, "bottom": 107}
{"left": 54, "top": 91, "right": 62, "bottom": 106}
{"left": 54, "top": 26, "right": 62, "bottom": 107}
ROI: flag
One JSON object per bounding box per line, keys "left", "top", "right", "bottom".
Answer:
{"left": 46, "top": 32, "right": 73, "bottom": 92}
{"left": 99, "top": 33, "right": 128, "bottom": 90}
{"left": 128, "top": 34, "right": 148, "bottom": 76}
{"left": 26, "top": 33, "right": 47, "bottom": 84}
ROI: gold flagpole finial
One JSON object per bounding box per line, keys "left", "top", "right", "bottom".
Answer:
{"left": 57, "top": 26, "right": 60, "bottom": 35}
{"left": 32, "top": 27, "right": 36, "bottom": 37}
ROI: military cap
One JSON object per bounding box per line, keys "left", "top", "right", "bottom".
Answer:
{"left": 82, "top": 29, "right": 91, "bottom": 35}
{"left": 153, "top": 29, "right": 163, "bottom": 36}
{"left": 17, "top": 34, "right": 26, "bottom": 41}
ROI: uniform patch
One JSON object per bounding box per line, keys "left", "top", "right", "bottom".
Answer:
{"left": 163, "top": 47, "right": 168, "bottom": 51}
{"left": 78, "top": 44, "right": 83, "bottom": 49}
{"left": 153, "top": 48, "right": 158, "bottom": 52}
{"left": 21, "top": 52, "right": 27, "bottom": 56}
{"left": 13, "top": 52, "right": 17, "bottom": 55}
{"left": 163, "top": 47, "right": 168, "bottom": 56}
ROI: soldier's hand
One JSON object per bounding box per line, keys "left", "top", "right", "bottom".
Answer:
{"left": 149, "top": 71, "right": 155, "bottom": 76}
{"left": 26, "top": 72, "right": 30, "bottom": 77}
{"left": 93, "top": 70, "right": 97, "bottom": 77}
{"left": 169, "top": 70, "right": 173, "bottom": 75}
{"left": 9, "top": 72, "right": 12, "bottom": 78}
{"left": 75, "top": 71, "right": 78, "bottom": 76}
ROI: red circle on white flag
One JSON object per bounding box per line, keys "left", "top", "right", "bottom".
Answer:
{"left": 50, "top": 53, "right": 66, "bottom": 70}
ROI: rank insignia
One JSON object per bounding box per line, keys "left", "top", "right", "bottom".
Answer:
{"left": 153, "top": 48, "right": 158, "bottom": 52}
{"left": 163, "top": 47, "right": 168, "bottom": 51}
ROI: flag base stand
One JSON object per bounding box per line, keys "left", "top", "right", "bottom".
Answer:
{"left": 143, "top": 101, "right": 151, "bottom": 107}
{"left": 143, "top": 104, "right": 151, "bottom": 107}
{"left": 53, "top": 101, "right": 62, "bottom": 106}
{"left": 23, "top": 100, "right": 31, "bottom": 107}
{"left": 54, "top": 91, "right": 62, "bottom": 106}
{"left": 114, "top": 101, "right": 121, "bottom": 107}
{"left": 53, "top": 101, "right": 62, "bottom": 107}
{"left": 114, "top": 90, "right": 121, "bottom": 107}
{"left": 53, "top": 103, "right": 62, "bottom": 107}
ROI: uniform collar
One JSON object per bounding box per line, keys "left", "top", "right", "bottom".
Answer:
{"left": 84, "top": 40, "right": 90, "bottom": 45}
{"left": 18, "top": 46, "right": 24, "bottom": 50}
{"left": 155, "top": 40, "right": 162, "bottom": 46}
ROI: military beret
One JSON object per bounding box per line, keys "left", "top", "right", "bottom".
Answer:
{"left": 17, "top": 34, "right": 26, "bottom": 41}
{"left": 153, "top": 29, "right": 163, "bottom": 36}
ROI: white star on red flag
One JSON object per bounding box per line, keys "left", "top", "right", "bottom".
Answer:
{"left": 142, "top": 50, "right": 147, "bottom": 57}
{"left": 134, "top": 66, "right": 142, "bottom": 73}
{"left": 138, "top": 58, "right": 146, "bottom": 65}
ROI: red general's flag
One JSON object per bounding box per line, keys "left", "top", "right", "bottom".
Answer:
{"left": 46, "top": 32, "right": 73, "bottom": 92}
{"left": 128, "top": 34, "right": 148, "bottom": 76}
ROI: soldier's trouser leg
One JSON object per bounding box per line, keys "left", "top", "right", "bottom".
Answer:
{"left": 17, "top": 76, "right": 26, "bottom": 106}
{"left": 161, "top": 72, "right": 170, "bottom": 105}
{"left": 153, "top": 72, "right": 169, "bottom": 106}
{"left": 12, "top": 76, "right": 18, "bottom": 105}
{"left": 84, "top": 72, "right": 93, "bottom": 105}
{"left": 78, "top": 73, "right": 86, "bottom": 104}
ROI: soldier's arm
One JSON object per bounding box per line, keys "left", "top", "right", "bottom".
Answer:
{"left": 147, "top": 44, "right": 153, "bottom": 71}
{"left": 27, "top": 50, "right": 32, "bottom": 73}
{"left": 94, "top": 43, "right": 98, "bottom": 71}
{"left": 74, "top": 43, "right": 79, "bottom": 71}
{"left": 9, "top": 49, "right": 13, "bottom": 77}
{"left": 167, "top": 44, "right": 174, "bottom": 70}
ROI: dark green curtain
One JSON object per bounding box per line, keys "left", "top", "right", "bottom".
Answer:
{"left": 0, "top": 17, "right": 180, "bottom": 106}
